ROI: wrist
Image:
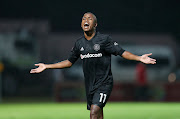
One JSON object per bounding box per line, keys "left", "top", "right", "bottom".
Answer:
{"left": 44, "top": 64, "right": 49, "bottom": 69}
{"left": 137, "top": 56, "right": 141, "bottom": 61}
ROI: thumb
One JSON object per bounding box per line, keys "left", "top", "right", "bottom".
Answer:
{"left": 145, "top": 53, "right": 152, "bottom": 56}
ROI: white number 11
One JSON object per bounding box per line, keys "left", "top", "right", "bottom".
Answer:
{"left": 99, "top": 93, "right": 107, "bottom": 103}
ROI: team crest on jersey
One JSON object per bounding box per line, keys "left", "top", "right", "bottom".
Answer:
{"left": 93, "top": 44, "right": 100, "bottom": 51}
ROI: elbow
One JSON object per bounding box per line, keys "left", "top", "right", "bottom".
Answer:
{"left": 67, "top": 63, "right": 72, "bottom": 68}
{"left": 66, "top": 60, "right": 73, "bottom": 68}
{"left": 122, "top": 51, "right": 133, "bottom": 60}
{"left": 121, "top": 51, "right": 128, "bottom": 59}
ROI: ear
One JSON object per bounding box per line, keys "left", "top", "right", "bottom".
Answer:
{"left": 94, "top": 23, "right": 98, "bottom": 28}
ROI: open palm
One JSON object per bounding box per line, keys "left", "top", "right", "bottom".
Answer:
{"left": 140, "top": 53, "right": 156, "bottom": 64}
{"left": 30, "top": 63, "right": 46, "bottom": 73}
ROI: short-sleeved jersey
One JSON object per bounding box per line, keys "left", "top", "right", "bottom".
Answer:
{"left": 68, "top": 32, "right": 125, "bottom": 94}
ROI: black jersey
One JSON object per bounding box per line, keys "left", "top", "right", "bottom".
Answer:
{"left": 68, "top": 32, "right": 125, "bottom": 94}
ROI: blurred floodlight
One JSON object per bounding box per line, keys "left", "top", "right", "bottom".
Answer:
{"left": 168, "top": 73, "right": 176, "bottom": 83}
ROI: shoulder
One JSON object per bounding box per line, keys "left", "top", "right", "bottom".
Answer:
{"left": 96, "top": 32, "right": 110, "bottom": 39}
{"left": 75, "top": 36, "right": 84, "bottom": 43}
{"left": 96, "top": 32, "right": 111, "bottom": 43}
{"left": 73, "top": 36, "right": 85, "bottom": 47}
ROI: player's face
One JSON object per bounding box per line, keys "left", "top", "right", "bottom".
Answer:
{"left": 81, "top": 13, "right": 97, "bottom": 32}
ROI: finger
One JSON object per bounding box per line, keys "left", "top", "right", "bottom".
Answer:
{"left": 35, "top": 64, "right": 39, "bottom": 66}
{"left": 30, "top": 69, "right": 37, "bottom": 73}
{"left": 150, "top": 58, "right": 156, "bottom": 61}
{"left": 30, "top": 70, "right": 35, "bottom": 73}
{"left": 149, "top": 61, "right": 156, "bottom": 64}
{"left": 145, "top": 53, "right": 152, "bottom": 56}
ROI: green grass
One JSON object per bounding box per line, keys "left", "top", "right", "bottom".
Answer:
{"left": 0, "top": 102, "right": 180, "bottom": 119}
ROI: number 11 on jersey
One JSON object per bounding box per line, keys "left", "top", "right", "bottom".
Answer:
{"left": 99, "top": 93, "right": 107, "bottom": 103}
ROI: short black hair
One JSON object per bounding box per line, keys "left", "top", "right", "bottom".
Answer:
{"left": 84, "top": 12, "right": 97, "bottom": 24}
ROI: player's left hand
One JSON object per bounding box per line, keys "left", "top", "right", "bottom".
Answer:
{"left": 140, "top": 53, "right": 156, "bottom": 64}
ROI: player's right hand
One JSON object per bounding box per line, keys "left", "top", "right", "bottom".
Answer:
{"left": 30, "top": 63, "right": 46, "bottom": 73}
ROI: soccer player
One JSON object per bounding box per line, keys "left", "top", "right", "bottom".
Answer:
{"left": 30, "top": 12, "right": 156, "bottom": 119}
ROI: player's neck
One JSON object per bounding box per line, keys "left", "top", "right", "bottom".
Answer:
{"left": 84, "top": 30, "right": 96, "bottom": 40}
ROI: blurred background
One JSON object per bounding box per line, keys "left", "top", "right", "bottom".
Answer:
{"left": 0, "top": 0, "right": 180, "bottom": 103}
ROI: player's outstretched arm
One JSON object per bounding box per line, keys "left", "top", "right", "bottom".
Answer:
{"left": 122, "top": 51, "right": 156, "bottom": 64}
{"left": 30, "top": 60, "right": 72, "bottom": 73}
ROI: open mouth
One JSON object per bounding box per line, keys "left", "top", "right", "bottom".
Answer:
{"left": 84, "top": 22, "right": 89, "bottom": 29}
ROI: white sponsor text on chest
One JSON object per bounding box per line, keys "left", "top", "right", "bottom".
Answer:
{"left": 80, "top": 53, "right": 102, "bottom": 59}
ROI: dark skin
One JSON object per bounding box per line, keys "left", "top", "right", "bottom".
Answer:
{"left": 90, "top": 105, "right": 103, "bottom": 119}
{"left": 30, "top": 13, "right": 156, "bottom": 119}
{"left": 81, "top": 13, "right": 97, "bottom": 40}
{"left": 81, "top": 13, "right": 104, "bottom": 119}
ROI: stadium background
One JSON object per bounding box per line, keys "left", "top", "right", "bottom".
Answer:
{"left": 0, "top": 0, "right": 180, "bottom": 119}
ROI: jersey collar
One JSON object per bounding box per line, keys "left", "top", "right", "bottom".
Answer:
{"left": 84, "top": 31, "right": 99, "bottom": 41}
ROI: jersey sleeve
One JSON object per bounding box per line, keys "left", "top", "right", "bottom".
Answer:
{"left": 104, "top": 36, "right": 125, "bottom": 56}
{"left": 68, "top": 41, "right": 80, "bottom": 64}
